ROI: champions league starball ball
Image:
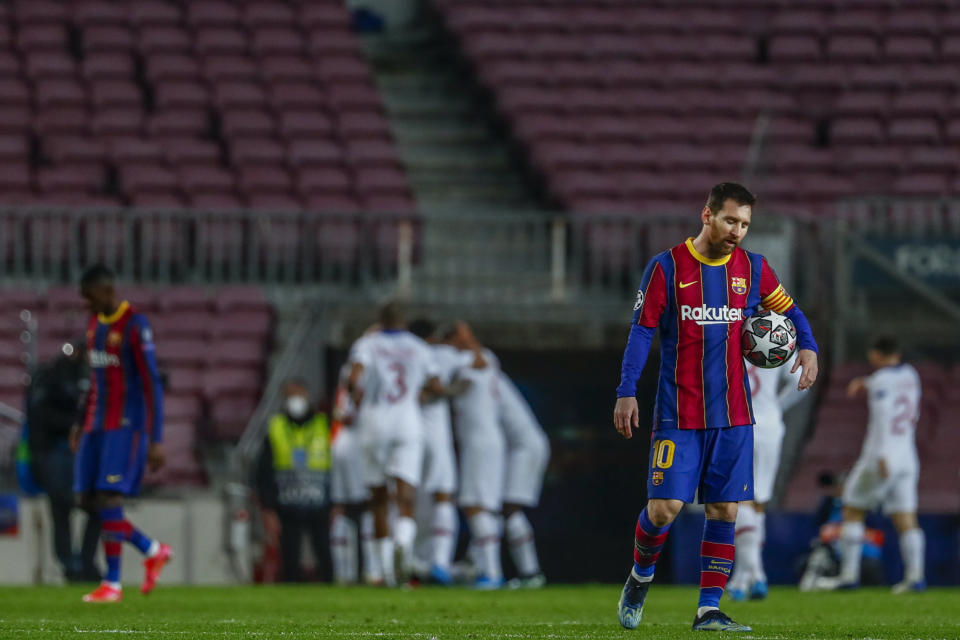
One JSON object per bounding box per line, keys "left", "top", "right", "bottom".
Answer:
{"left": 741, "top": 309, "right": 798, "bottom": 368}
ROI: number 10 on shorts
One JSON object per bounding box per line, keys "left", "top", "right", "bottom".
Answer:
{"left": 651, "top": 439, "right": 675, "bottom": 469}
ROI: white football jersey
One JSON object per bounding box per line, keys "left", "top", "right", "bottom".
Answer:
{"left": 421, "top": 344, "right": 474, "bottom": 429}
{"left": 746, "top": 362, "right": 803, "bottom": 432}
{"left": 497, "top": 371, "right": 544, "bottom": 447}
{"left": 451, "top": 348, "right": 501, "bottom": 438}
{"left": 348, "top": 330, "right": 437, "bottom": 411}
{"left": 858, "top": 363, "right": 921, "bottom": 473}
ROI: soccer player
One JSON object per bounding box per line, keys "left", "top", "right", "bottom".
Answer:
{"left": 613, "top": 183, "right": 819, "bottom": 631}
{"left": 408, "top": 318, "right": 480, "bottom": 585}
{"left": 448, "top": 321, "right": 506, "bottom": 589}
{"left": 70, "top": 264, "right": 171, "bottom": 602}
{"left": 329, "top": 363, "right": 369, "bottom": 584}
{"left": 346, "top": 302, "right": 441, "bottom": 586}
{"left": 727, "top": 361, "right": 802, "bottom": 601}
{"left": 832, "top": 335, "right": 925, "bottom": 593}
{"left": 498, "top": 371, "right": 550, "bottom": 588}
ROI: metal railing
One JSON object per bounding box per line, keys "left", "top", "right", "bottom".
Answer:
{"left": 1, "top": 205, "right": 831, "bottom": 312}
{"left": 1, "top": 206, "right": 414, "bottom": 286}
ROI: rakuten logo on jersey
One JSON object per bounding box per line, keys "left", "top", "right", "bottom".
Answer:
{"left": 680, "top": 305, "right": 744, "bottom": 325}
{"left": 89, "top": 350, "right": 120, "bottom": 368}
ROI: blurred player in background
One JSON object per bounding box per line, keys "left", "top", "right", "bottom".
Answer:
{"left": 329, "top": 363, "right": 369, "bottom": 585}
{"left": 347, "top": 302, "right": 441, "bottom": 586}
{"left": 727, "top": 361, "right": 802, "bottom": 601}
{"left": 498, "top": 371, "right": 550, "bottom": 588}
{"left": 832, "top": 335, "right": 925, "bottom": 593}
{"left": 448, "top": 321, "right": 506, "bottom": 589}
{"left": 613, "top": 183, "right": 819, "bottom": 632}
{"left": 409, "top": 318, "right": 480, "bottom": 585}
{"left": 71, "top": 264, "right": 171, "bottom": 603}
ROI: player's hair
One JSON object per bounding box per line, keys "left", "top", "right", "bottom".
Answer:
{"left": 706, "top": 182, "right": 756, "bottom": 213}
{"left": 408, "top": 317, "right": 436, "bottom": 340}
{"left": 869, "top": 334, "right": 900, "bottom": 355}
{"left": 378, "top": 300, "right": 405, "bottom": 327}
{"left": 283, "top": 377, "right": 309, "bottom": 393}
{"left": 79, "top": 263, "right": 115, "bottom": 288}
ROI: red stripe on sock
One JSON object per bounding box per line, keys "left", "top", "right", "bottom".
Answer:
{"left": 635, "top": 522, "right": 670, "bottom": 546}
{"left": 701, "top": 541, "right": 736, "bottom": 560}
{"left": 634, "top": 552, "right": 660, "bottom": 567}
{"left": 700, "top": 570, "right": 730, "bottom": 589}
{"left": 104, "top": 541, "right": 122, "bottom": 557}
{"left": 102, "top": 520, "right": 133, "bottom": 536}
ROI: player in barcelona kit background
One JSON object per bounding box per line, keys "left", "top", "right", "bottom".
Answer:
{"left": 613, "top": 183, "right": 820, "bottom": 632}
{"left": 70, "top": 264, "right": 172, "bottom": 603}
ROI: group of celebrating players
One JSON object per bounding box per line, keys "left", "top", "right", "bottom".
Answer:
{"left": 328, "top": 304, "right": 549, "bottom": 589}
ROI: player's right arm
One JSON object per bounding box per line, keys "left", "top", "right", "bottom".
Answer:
{"left": 346, "top": 337, "right": 371, "bottom": 403}
{"left": 614, "top": 257, "right": 667, "bottom": 439}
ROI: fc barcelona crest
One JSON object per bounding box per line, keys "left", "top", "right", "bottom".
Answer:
{"left": 652, "top": 471, "right": 664, "bottom": 486}
{"left": 107, "top": 331, "right": 122, "bottom": 346}
{"left": 730, "top": 277, "right": 747, "bottom": 295}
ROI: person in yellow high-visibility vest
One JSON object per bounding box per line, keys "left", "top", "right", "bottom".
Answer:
{"left": 255, "top": 379, "right": 332, "bottom": 582}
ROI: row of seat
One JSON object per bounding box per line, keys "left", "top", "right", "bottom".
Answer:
{"left": 442, "top": 0, "right": 960, "bottom": 213}
{"left": 0, "top": 1, "right": 351, "bottom": 30}
{"left": 0, "top": 0, "right": 414, "bottom": 212}
{"left": 443, "top": 5, "right": 960, "bottom": 37}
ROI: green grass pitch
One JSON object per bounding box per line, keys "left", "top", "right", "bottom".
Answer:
{"left": 1, "top": 584, "right": 958, "bottom": 639}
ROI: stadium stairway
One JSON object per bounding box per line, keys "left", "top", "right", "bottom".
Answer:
{"left": 358, "top": 12, "right": 556, "bottom": 303}
{"left": 362, "top": 20, "right": 540, "bottom": 211}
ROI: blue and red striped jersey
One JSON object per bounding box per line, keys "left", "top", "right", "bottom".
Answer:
{"left": 629, "top": 239, "right": 799, "bottom": 431}
{"left": 83, "top": 301, "right": 164, "bottom": 443}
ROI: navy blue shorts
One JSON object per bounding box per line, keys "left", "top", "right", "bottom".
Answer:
{"left": 73, "top": 428, "right": 147, "bottom": 496}
{"left": 647, "top": 425, "right": 754, "bottom": 504}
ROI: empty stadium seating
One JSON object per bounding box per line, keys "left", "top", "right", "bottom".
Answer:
{"left": 439, "top": 0, "right": 960, "bottom": 215}
{"left": 783, "top": 361, "right": 960, "bottom": 513}
{"left": 0, "top": 0, "right": 413, "bottom": 213}
{"left": 0, "top": 284, "right": 275, "bottom": 487}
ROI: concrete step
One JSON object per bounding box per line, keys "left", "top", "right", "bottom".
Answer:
{"left": 400, "top": 147, "right": 514, "bottom": 172}
{"left": 382, "top": 94, "right": 478, "bottom": 118}
{"left": 393, "top": 122, "right": 495, "bottom": 145}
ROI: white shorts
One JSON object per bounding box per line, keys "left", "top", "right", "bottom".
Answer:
{"left": 752, "top": 424, "right": 784, "bottom": 505}
{"left": 330, "top": 427, "right": 369, "bottom": 504}
{"left": 457, "top": 429, "right": 505, "bottom": 512}
{"left": 359, "top": 405, "right": 424, "bottom": 488}
{"left": 503, "top": 430, "right": 549, "bottom": 507}
{"left": 421, "top": 413, "right": 457, "bottom": 495}
{"left": 843, "top": 460, "right": 918, "bottom": 515}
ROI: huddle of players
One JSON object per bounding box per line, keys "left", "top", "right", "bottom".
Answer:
{"left": 327, "top": 302, "right": 550, "bottom": 588}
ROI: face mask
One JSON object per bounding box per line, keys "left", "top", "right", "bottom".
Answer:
{"left": 285, "top": 395, "right": 309, "bottom": 418}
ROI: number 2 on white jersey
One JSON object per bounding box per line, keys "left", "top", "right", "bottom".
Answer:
{"left": 890, "top": 395, "right": 917, "bottom": 435}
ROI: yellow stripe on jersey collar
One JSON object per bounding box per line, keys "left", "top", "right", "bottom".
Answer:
{"left": 99, "top": 301, "right": 130, "bottom": 324}
{"left": 685, "top": 238, "right": 731, "bottom": 266}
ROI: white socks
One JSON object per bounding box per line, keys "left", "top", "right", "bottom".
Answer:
{"left": 393, "top": 516, "right": 417, "bottom": 574}
{"left": 468, "top": 511, "right": 502, "bottom": 581}
{"left": 431, "top": 501, "right": 458, "bottom": 571}
{"left": 330, "top": 514, "right": 359, "bottom": 584}
{"left": 755, "top": 511, "right": 767, "bottom": 583}
{"left": 900, "top": 527, "right": 925, "bottom": 583}
{"left": 376, "top": 537, "right": 396, "bottom": 587}
{"left": 839, "top": 520, "right": 865, "bottom": 583}
{"left": 505, "top": 511, "right": 540, "bottom": 577}
{"left": 360, "top": 511, "right": 382, "bottom": 584}
{"left": 729, "top": 503, "right": 758, "bottom": 591}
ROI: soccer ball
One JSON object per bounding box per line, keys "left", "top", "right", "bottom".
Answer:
{"left": 741, "top": 309, "right": 797, "bottom": 368}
